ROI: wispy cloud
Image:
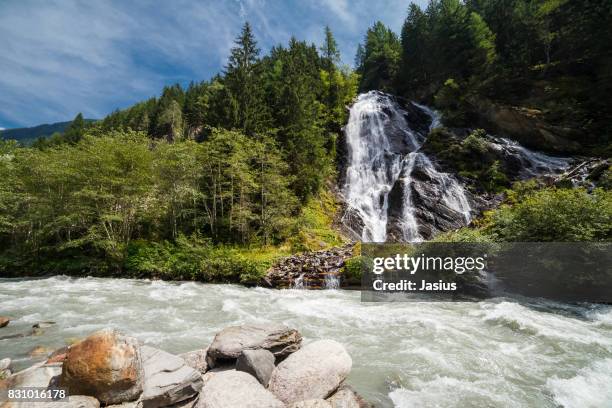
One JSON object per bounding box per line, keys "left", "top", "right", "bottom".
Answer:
{"left": 0, "top": 0, "right": 426, "bottom": 128}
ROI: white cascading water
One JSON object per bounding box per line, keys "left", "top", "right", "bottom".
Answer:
{"left": 488, "top": 136, "right": 571, "bottom": 176}
{"left": 343, "top": 91, "right": 472, "bottom": 242}
{"left": 342, "top": 91, "right": 424, "bottom": 242}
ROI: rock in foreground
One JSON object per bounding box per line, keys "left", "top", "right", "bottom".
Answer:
{"left": 138, "top": 345, "right": 203, "bottom": 408}
{"left": 235, "top": 349, "right": 275, "bottom": 386}
{"left": 60, "top": 329, "right": 143, "bottom": 405}
{"left": 327, "top": 384, "right": 373, "bottom": 408}
{"left": 196, "top": 370, "right": 284, "bottom": 408}
{"left": 269, "top": 340, "right": 352, "bottom": 405}
{"left": 179, "top": 348, "right": 208, "bottom": 374}
{"left": 0, "top": 317, "right": 9, "bottom": 328}
{"left": 206, "top": 324, "right": 301, "bottom": 367}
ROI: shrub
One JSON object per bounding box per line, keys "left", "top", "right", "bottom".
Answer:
{"left": 489, "top": 187, "right": 611, "bottom": 241}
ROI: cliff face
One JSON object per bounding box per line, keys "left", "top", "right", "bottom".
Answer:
{"left": 468, "top": 97, "right": 583, "bottom": 154}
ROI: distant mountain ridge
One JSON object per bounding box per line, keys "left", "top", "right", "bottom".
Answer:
{"left": 0, "top": 119, "right": 96, "bottom": 145}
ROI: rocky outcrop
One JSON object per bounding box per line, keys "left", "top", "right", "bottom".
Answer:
{"left": 268, "top": 340, "right": 352, "bottom": 405}
{"left": 60, "top": 329, "right": 143, "bottom": 405}
{"left": 206, "top": 324, "right": 302, "bottom": 367}
{"left": 179, "top": 348, "right": 208, "bottom": 374}
{"left": 0, "top": 317, "right": 9, "bottom": 328}
{"left": 196, "top": 370, "right": 284, "bottom": 408}
{"left": 264, "top": 245, "right": 354, "bottom": 289}
{"left": 327, "top": 384, "right": 373, "bottom": 408}
{"left": 138, "top": 346, "right": 203, "bottom": 408}
{"left": 553, "top": 158, "right": 610, "bottom": 189}
{"left": 469, "top": 98, "right": 582, "bottom": 154}
{"left": 235, "top": 349, "right": 275, "bottom": 386}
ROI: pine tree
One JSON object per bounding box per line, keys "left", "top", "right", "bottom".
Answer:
{"left": 64, "top": 113, "right": 86, "bottom": 144}
{"left": 321, "top": 26, "right": 341, "bottom": 72}
{"left": 224, "top": 22, "right": 266, "bottom": 136}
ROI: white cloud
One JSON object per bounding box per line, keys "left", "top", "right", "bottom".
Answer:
{"left": 0, "top": 0, "right": 426, "bottom": 127}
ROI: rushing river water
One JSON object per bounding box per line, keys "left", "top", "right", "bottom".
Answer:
{"left": 1, "top": 277, "right": 612, "bottom": 407}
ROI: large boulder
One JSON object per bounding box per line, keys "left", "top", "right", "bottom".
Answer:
{"left": 137, "top": 345, "right": 203, "bottom": 408}
{"left": 235, "top": 349, "right": 275, "bottom": 386}
{"left": 179, "top": 348, "right": 208, "bottom": 374}
{"left": 0, "top": 317, "right": 9, "bottom": 328}
{"left": 206, "top": 324, "right": 301, "bottom": 367}
{"left": 196, "top": 370, "right": 284, "bottom": 408}
{"left": 268, "top": 340, "right": 352, "bottom": 405}
{"left": 327, "top": 385, "right": 372, "bottom": 408}
{"left": 60, "top": 329, "right": 143, "bottom": 405}
{"left": 289, "top": 400, "right": 332, "bottom": 408}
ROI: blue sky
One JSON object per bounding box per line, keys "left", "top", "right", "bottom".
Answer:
{"left": 0, "top": 0, "right": 426, "bottom": 129}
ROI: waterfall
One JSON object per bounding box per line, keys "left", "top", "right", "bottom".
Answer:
{"left": 292, "top": 273, "right": 305, "bottom": 289}
{"left": 342, "top": 91, "right": 472, "bottom": 242}
{"left": 488, "top": 136, "right": 571, "bottom": 177}
{"left": 324, "top": 273, "right": 340, "bottom": 289}
{"left": 342, "top": 91, "right": 424, "bottom": 242}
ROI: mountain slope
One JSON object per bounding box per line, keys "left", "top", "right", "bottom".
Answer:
{"left": 1, "top": 120, "right": 95, "bottom": 145}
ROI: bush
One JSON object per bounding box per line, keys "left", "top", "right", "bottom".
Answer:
{"left": 489, "top": 187, "right": 611, "bottom": 241}
{"left": 125, "top": 234, "right": 266, "bottom": 283}
{"left": 343, "top": 256, "right": 366, "bottom": 285}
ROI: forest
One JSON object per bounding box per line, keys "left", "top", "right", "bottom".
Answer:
{"left": 0, "top": 0, "right": 610, "bottom": 280}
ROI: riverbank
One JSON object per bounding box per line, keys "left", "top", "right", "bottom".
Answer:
{"left": 1, "top": 277, "right": 611, "bottom": 407}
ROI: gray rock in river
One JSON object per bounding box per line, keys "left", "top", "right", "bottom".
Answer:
{"left": 206, "top": 324, "right": 301, "bottom": 368}
{"left": 1, "top": 361, "right": 62, "bottom": 388}
{"left": 137, "top": 345, "right": 203, "bottom": 408}
{"left": 327, "top": 384, "right": 373, "bottom": 408}
{"left": 196, "top": 370, "right": 284, "bottom": 408}
{"left": 235, "top": 349, "right": 275, "bottom": 386}
{"left": 179, "top": 348, "right": 208, "bottom": 374}
{"left": 268, "top": 340, "right": 352, "bottom": 405}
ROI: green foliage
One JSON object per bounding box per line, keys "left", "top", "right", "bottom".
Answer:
{"left": 489, "top": 187, "right": 611, "bottom": 241}
{"left": 289, "top": 188, "right": 345, "bottom": 252}
{"left": 0, "top": 128, "right": 300, "bottom": 275}
{"left": 394, "top": 0, "right": 611, "bottom": 149}
{"left": 423, "top": 128, "right": 509, "bottom": 192}
{"left": 355, "top": 21, "right": 401, "bottom": 92}
{"left": 125, "top": 235, "right": 263, "bottom": 284}
{"left": 343, "top": 256, "right": 365, "bottom": 285}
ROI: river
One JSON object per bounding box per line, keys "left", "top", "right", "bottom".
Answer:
{"left": 1, "top": 277, "right": 611, "bottom": 407}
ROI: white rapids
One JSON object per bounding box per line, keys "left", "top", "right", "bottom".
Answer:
{"left": 1, "top": 276, "right": 612, "bottom": 408}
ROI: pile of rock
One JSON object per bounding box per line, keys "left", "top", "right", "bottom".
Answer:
{"left": 264, "top": 245, "right": 354, "bottom": 289}
{"left": 0, "top": 324, "right": 371, "bottom": 408}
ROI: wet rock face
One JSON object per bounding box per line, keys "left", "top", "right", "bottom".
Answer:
{"left": 265, "top": 244, "right": 354, "bottom": 289}
{"left": 206, "top": 324, "right": 302, "bottom": 368}
{"left": 60, "top": 329, "right": 143, "bottom": 405}
{"left": 386, "top": 164, "right": 478, "bottom": 241}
